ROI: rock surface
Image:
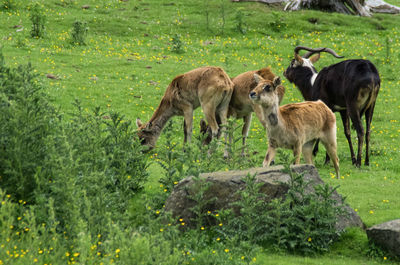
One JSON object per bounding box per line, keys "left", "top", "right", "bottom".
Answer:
{"left": 367, "top": 219, "right": 400, "bottom": 258}
{"left": 164, "top": 164, "right": 364, "bottom": 231}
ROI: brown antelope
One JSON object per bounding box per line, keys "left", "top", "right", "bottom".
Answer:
{"left": 136, "top": 66, "right": 234, "bottom": 149}
{"left": 249, "top": 74, "right": 340, "bottom": 178}
{"left": 201, "top": 67, "right": 285, "bottom": 156}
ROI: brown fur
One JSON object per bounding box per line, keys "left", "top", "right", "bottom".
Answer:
{"left": 201, "top": 67, "right": 285, "bottom": 155}
{"left": 249, "top": 74, "right": 340, "bottom": 178}
{"left": 136, "top": 66, "right": 234, "bottom": 148}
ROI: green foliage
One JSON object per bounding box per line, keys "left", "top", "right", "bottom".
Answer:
{"left": 30, "top": 3, "right": 46, "bottom": 38}
{"left": 204, "top": 0, "right": 211, "bottom": 31}
{"left": 235, "top": 8, "right": 247, "bottom": 34}
{"left": 155, "top": 119, "right": 258, "bottom": 204}
{"left": 218, "top": 168, "right": 345, "bottom": 255}
{"left": 0, "top": 54, "right": 150, "bottom": 247}
{"left": 0, "top": 55, "right": 58, "bottom": 203}
{"left": 219, "top": 1, "right": 226, "bottom": 35}
{"left": 366, "top": 241, "right": 399, "bottom": 262}
{"left": 268, "top": 11, "right": 287, "bottom": 32}
{"left": 71, "top": 20, "right": 88, "bottom": 45}
{"left": 171, "top": 34, "right": 184, "bottom": 53}
{"left": 1, "top": 0, "right": 16, "bottom": 10}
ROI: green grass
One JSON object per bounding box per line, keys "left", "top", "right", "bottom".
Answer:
{"left": 1, "top": 0, "right": 400, "bottom": 263}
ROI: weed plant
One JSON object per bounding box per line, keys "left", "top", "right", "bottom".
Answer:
{"left": 269, "top": 11, "right": 287, "bottom": 32}
{"left": 71, "top": 21, "right": 88, "bottom": 46}
{"left": 0, "top": 56, "right": 155, "bottom": 264}
{"left": 29, "top": 3, "right": 46, "bottom": 38}
{"left": 219, "top": 1, "right": 226, "bottom": 35}
{"left": 171, "top": 34, "right": 184, "bottom": 53}
{"left": 0, "top": 0, "right": 15, "bottom": 10}
{"left": 235, "top": 8, "right": 247, "bottom": 34}
{"left": 214, "top": 167, "right": 345, "bottom": 255}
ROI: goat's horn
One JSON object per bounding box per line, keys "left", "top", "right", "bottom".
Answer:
{"left": 294, "top": 46, "right": 344, "bottom": 59}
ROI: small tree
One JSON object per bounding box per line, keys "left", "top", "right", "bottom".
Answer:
{"left": 30, "top": 3, "right": 46, "bottom": 38}
{"left": 71, "top": 20, "right": 88, "bottom": 45}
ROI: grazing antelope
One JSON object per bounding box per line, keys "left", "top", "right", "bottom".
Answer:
{"left": 249, "top": 74, "right": 340, "bottom": 178}
{"left": 136, "top": 66, "right": 234, "bottom": 149}
{"left": 284, "top": 46, "right": 380, "bottom": 167}
{"left": 200, "top": 67, "right": 285, "bottom": 156}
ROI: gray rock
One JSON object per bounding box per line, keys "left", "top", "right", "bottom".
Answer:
{"left": 164, "top": 164, "right": 364, "bottom": 231}
{"left": 367, "top": 219, "right": 400, "bottom": 258}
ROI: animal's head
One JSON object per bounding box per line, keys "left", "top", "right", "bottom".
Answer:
{"left": 249, "top": 74, "right": 282, "bottom": 107}
{"left": 283, "top": 46, "right": 344, "bottom": 83}
{"left": 136, "top": 118, "right": 156, "bottom": 148}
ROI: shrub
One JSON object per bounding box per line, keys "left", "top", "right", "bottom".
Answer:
{"left": 235, "top": 8, "right": 247, "bottom": 34}
{"left": 30, "top": 3, "right": 46, "bottom": 38}
{"left": 0, "top": 53, "right": 149, "bottom": 239}
{"left": 1, "top": 0, "right": 16, "bottom": 10}
{"left": 171, "top": 34, "right": 184, "bottom": 53}
{"left": 217, "top": 167, "right": 345, "bottom": 255}
{"left": 0, "top": 53, "right": 58, "bottom": 203}
{"left": 268, "top": 11, "right": 287, "bottom": 32}
{"left": 71, "top": 20, "right": 88, "bottom": 45}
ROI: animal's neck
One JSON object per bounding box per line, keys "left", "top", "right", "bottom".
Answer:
{"left": 292, "top": 68, "right": 316, "bottom": 101}
{"left": 147, "top": 99, "right": 175, "bottom": 139}
{"left": 262, "top": 104, "right": 282, "bottom": 132}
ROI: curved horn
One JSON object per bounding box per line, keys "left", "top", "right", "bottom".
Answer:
{"left": 294, "top": 46, "right": 344, "bottom": 59}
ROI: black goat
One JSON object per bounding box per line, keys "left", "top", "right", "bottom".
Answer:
{"left": 284, "top": 46, "right": 380, "bottom": 167}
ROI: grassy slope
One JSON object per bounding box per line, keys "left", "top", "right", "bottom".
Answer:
{"left": 1, "top": 0, "right": 400, "bottom": 263}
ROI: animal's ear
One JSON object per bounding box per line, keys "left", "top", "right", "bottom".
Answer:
{"left": 273, "top": 76, "right": 281, "bottom": 88}
{"left": 253, "top": 73, "right": 263, "bottom": 84}
{"left": 294, "top": 53, "right": 304, "bottom": 64}
{"left": 310, "top": 53, "right": 320, "bottom": 63}
{"left": 136, "top": 118, "right": 143, "bottom": 128}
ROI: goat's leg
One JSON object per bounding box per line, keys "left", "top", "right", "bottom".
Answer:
{"left": 263, "top": 145, "right": 276, "bottom": 167}
{"left": 183, "top": 120, "right": 188, "bottom": 143}
{"left": 183, "top": 107, "right": 194, "bottom": 144}
{"left": 364, "top": 103, "right": 376, "bottom": 166}
{"left": 217, "top": 108, "right": 230, "bottom": 158}
{"left": 292, "top": 143, "right": 302, "bottom": 165}
{"left": 241, "top": 114, "right": 252, "bottom": 156}
{"left": 323, "top": 142, "right": 340, "bottom": 179}
{"left": 340, "top": 110, "right": 357, "bottom": 165}
{"left": 313, "top": 139, "right": 330, "bottom": 165}
{"left": 303, "top": 140, "right": 316, "bottom": 164}
{"left": 312, "top": 139, "right": 319, "bottom": 157}
{"left": 199, "top": 119, "right": 213, "bottom": 145}
{"left": 320, "top": 129, "right": 340, "bottom": 178}
{"left": 347, "top": 107, "right": 364, "bottom": 167}
{"left": 202, "top": 103, "right": 219, "bottom": 142}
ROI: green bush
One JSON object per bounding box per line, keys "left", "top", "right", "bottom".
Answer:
{"left": 235, "top": 8, "right": 247, "bottom": 35}
{"left": 0, "top": 54, "right": 58, "bottom": 203}
{"left": 1, "top": 0, "right": 16, "bottom": 10}
{"left": 71, "top": 20, "right": 88, "bottom": 45}
{"left": 217, "top": 168, "right": 345, "bottom": 255}
{"left": 0, "top": 53, "right": 149, "bottom": 239}
{"left": 30, "top": 3, "right": 46, "bottom": 38}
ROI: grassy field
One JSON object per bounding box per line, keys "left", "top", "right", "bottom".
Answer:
{"left": 1, "top": 0, "right": 400, "bottom": 264}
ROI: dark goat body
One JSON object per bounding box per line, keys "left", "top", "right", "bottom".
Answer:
{"left": 314, "top": 60, "right": 380, "bottom": 113}
{"left": 285, "top": 51, "right": 380, "bottom": 167}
